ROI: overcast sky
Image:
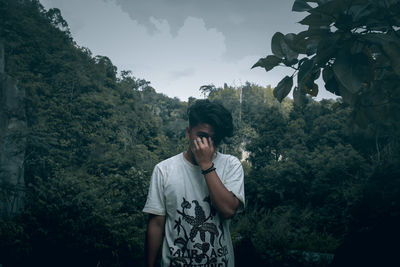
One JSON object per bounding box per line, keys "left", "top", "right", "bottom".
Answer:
{"left": 40, "top": 0, "right": 336, "bottom": 101}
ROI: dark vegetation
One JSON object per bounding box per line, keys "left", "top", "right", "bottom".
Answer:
{"left": 1, "top": 0, "right": 399, "bottom": 266}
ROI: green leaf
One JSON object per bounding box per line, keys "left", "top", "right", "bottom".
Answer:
{"left": 315, "top": 35, "right": 339, "bottom": 65}
{"left": 322, "top": 67, "right": 340, "bottom": 95}
{"left": 362, "top": 33, "right": 399, "bottom": 46}
{"left": 316, "top": 0, "right": 331, "bottom": 4}
{"left": 297, "top": 58, "right": 314, "bottom": 85}
{"left": 293, "top": 86, "right": 307, "bottom": 106}
{"left": 382, "top": 42, "right": 400, "bottom": 76}
{"left": 299, "top": 12, "right": 333, "bottom": 26}
{"left": 322, "top": 66, "right": 332, "bottom": 83}
{"left": 283, "top": 58, "right": 299, "bottom": 66}
{"left": 348, "top": 4, "right": 374, "bottom": 22}
{"left": 333, "top": 52, "right": 369, "bottom": 94}
{"left": 292, "top": 0, "right": 313, "bottom": 12}
{"left": 285, "top": 32, "right": 310, "bottom": 54}
{"left": 311, "top": 0, "right": 344, "bottom": 16}
{"left": 283, "top": 33, "right": 305, "bottom": 55}
{"left": 297, "top": 58, "right": 320, "bottom": 97}
{"left": 271, "top": 32, "right": 299, "bottom": 61}
{"left": 361, "top": 34, "right": 400, "bottom": 75}
{"left": 338, "top": 84, "right": 356, "bottom": 106}
{"left": 273, "top": 76, "right": 293, "bottom": 102}
{"left": 304, "top": 83, "right": 319, "bottom": 96}
{"left": 334, "top": 14, "right": 353, "bottom": 31}
{"left": 282, "top": 41, "right": 299, "bottom": 62}
{"left": 283, "top": 33, "right": 297, "bottom": 48}
{"left": 251, "top": 55, "right": 282, "bottom": 71}
{"left": 306, "top": 42, "right": 318, "bottom": 56}
{"left": 305, "top": 27, "right": 330, "bottom": 38}
{"left": 350, "top": 41, "right": 365, "bottom": 54}
{"left": 271, "top": 32, "right": 285, "bottom": 58}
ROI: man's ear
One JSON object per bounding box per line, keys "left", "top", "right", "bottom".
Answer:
{"left": 185, "top": 126, "right": 190, "bottom": 139}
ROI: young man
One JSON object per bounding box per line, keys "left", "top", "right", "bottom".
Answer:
{"left": 143, "top": 99, "right": 245, "bottom": 267}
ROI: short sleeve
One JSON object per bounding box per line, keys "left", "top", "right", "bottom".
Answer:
{"left": 223, "top": 156, "right": 245, "bottom": 212}
{"left": 143, "top": 165, "right": 166, "bottom": 215}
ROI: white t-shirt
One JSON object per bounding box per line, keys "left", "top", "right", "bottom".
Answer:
{"left": 143, "top": 152, "right": 245, "bottom": 267}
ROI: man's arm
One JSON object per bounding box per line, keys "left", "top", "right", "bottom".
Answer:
{"left": 193, "top": 137, "right": 240, "bottom": 219}
{"left": 145, "top": 214, "right": 166, "bottom": 267}
{"left": 203, "top": 169, "right": 239, "bottom": 219}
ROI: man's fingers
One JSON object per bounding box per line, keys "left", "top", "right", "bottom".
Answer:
{"left": 202, "top": 137, "right": 209, "bottom": 147}
{"left": 194, "top": 137, "right": 213, "bottom": 151}
{"left": 208, "top": 137, "right": 214, "bottom": 150}
{"left": 194, "top": 138, "right": 200, "bottom": 150}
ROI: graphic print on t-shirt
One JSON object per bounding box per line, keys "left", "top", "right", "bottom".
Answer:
{"left": 169, "top": 196, "right": 229, "bottom": 266}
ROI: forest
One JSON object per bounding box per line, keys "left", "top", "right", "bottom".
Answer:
{"left": 0, "top": 0, "right": 399, "bottom": 266}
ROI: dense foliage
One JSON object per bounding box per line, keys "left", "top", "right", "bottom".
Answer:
{"left": 250, "top": 0, "right": 400, "bottom": 265}
{"left": 0, "top": 0, "right": 186, "bottom": 265}
{"left": 1, "top": 0, "right": 399, "bottom": 266}
{"left": 253, "top": 0, "right": 400, "bottom": 130}
{"left": 206, "top": 86, "right": 373, "bottom": 266}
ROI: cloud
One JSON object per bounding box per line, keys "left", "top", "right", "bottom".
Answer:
{"left": 39, "top": 0, "right": 337, "bottom": 101}
{"left": 39, "top": 0, "right": 228, "bottom": 99}
{"left": 169, "top": 68, "right": 196, "bottom": 79}
{"left": 107, "top": 0, "right": 306, "bottom": 59}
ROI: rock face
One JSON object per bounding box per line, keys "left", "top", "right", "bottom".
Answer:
{"left": 0, "top": 43, "right": 26, "bottom": 218}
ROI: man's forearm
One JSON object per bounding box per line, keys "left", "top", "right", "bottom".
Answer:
{"left": 145, "top": 215, "right": 165, "bottom": 267}
{"left": 203, "top": 170, "right": 239, "bottom": 219}
{"left": 193, "top": 136, "right": 239, "bottom": 219}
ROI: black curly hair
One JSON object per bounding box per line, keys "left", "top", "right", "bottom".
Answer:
{"left": 187, "top": 99, "right": 233, "bottom": 146}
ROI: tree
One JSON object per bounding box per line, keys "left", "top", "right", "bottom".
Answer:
{"left": 0, "top": 1, "right": 184, "bottom": 265}
{"left": 199, "top": 84, "right": 218, "bottom": 98}
{"left": 253, "top": 0, "right": 400, "bottom": 129}
{"left": 236, "top": 100, "right": 371, "bottom": 262}
{"left": 250, "top": 2, "right": 400, "bottom": 264}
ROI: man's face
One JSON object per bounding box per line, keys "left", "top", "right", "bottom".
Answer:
{"left": 186, "top": 123, "right": 216, "bottom": 149}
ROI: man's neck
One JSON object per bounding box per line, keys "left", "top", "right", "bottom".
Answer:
{"left": 184, "top": 149, "right": 198, "bottom": 165}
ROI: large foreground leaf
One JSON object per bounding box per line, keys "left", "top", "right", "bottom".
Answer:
{"left": 273, "top": 76, "right": 293, "bottom": 102}
{"left": 292, "top": 0, "right": 312, "bottom": 12}
{"left": 333, "top": 52, "right": 369, "bottom": 94}
{"left": 271, "top": 32, "right": 285, "bottom": 58}
{"left": 252, "top": 55, "right": 282, "bottom": 71}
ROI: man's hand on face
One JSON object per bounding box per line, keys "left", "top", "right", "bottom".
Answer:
{"left": 192, "top": 137, "right": 214, "bottom": 170}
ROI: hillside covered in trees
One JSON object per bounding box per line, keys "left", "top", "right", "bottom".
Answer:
{"left": 1, "top": 0, "right": 399, "bottom": 266}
